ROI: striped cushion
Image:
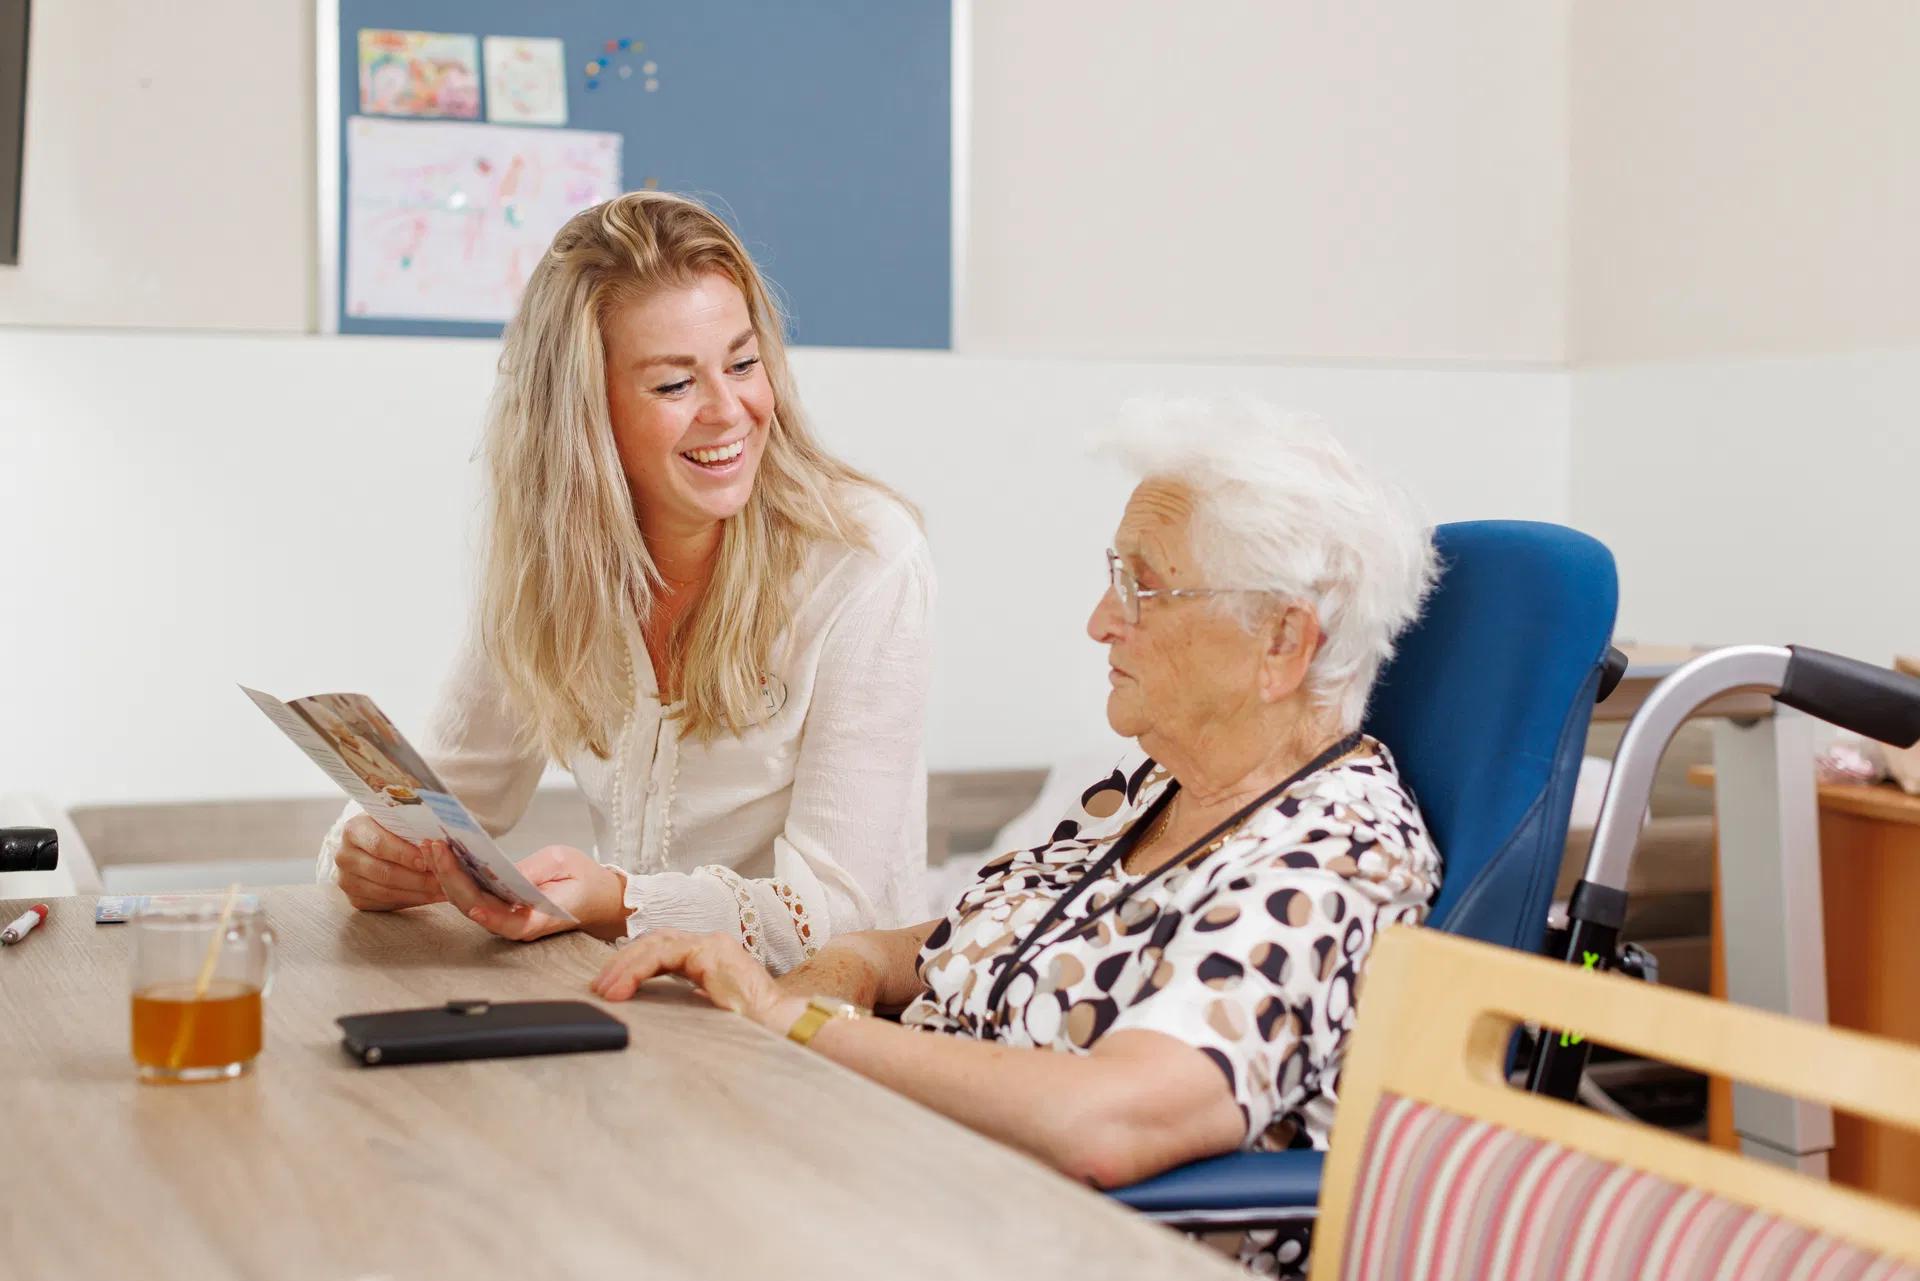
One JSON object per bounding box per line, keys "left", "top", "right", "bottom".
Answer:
{"left": 1338, "top": 1092, "right": 1920, "bottom": 1281}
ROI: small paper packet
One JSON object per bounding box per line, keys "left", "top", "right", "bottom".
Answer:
{"left": 95, "top": 893, "right": 262, "bottom": 924}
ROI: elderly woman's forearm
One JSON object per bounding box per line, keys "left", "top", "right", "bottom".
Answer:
{"left": 774, "top": 921, "right": 938, "bottom": 1009}
{"left": 803, "top": 1018, "right": 1241, "bottom": 1186}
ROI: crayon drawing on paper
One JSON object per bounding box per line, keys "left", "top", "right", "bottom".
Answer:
{"left": 358, "top": 28, "right": 482, "bottom": 119}
{"left": 483, "top": 35, "right": 568, "bottom": 126}
{"left": 345, "top": 118, "right": 621, "bottom": 323}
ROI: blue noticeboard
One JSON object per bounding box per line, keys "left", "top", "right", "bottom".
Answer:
{"left": 326, "top": 0, "right": 951, "bottom": 347}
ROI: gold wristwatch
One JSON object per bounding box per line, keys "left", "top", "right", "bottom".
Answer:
{"left": 785, "top": 994, "right": 868, "bottom": 1047}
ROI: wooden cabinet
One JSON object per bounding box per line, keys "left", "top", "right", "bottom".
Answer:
{"left": 1704, "top": 775, "right": 1920, "bottom": 1206}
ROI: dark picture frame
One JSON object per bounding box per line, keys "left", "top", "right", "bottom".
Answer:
{"left": 0, "top": 0, "right": 27, "bottom": 265}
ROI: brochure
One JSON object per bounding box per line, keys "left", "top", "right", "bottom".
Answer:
{"left": 240, "top": 686, "right": 573, "bottom": 922}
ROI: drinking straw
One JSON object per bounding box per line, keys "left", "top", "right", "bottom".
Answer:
{"left": 167, "top": 882, "right": 242, "bottom": 1071}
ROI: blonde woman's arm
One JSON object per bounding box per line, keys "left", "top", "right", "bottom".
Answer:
{"left": 317, "top": 628, "right": 547, "bottom": 909}
{"left": 613, "top": 532, "right": 935, "bottom": 972}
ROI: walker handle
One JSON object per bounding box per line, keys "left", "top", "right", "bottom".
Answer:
{"left": 1778, "top": 646, "right": 1920, "bottom": 747}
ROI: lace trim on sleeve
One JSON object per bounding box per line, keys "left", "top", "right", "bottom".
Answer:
{"left": 699, "top": 864, "right": 767, "bottom": 964}
{"left": 772, "top": 881, "right": 820, "bottom": 959}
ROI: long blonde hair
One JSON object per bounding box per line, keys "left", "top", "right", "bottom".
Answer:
{"left": 482, "top": 191, "right": 902, "bottom": 758}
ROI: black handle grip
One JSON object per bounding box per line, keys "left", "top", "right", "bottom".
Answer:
{"left": 1778, "top": 646, "right": 1920, "bottom": 747}
{"left": 0, "top": 827, "right": 59, "bottom": 873}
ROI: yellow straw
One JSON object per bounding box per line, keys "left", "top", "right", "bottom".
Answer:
{"left": 167, "top": 882, "right": 241, "bottom": 1071}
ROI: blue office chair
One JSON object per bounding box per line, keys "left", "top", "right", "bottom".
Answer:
{"left": 1108, "top": 520, "right": 1621, "bottom": 1231}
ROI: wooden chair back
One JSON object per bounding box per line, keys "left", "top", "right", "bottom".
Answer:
{"left": 1311, "top": 926, "right": 1920, "bottom": 1278}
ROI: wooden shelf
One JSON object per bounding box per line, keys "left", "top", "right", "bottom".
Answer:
{"left": 1688, "top": 764, "right": 1920, "bottom": 828}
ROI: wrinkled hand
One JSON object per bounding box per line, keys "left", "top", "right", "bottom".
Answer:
{"left": 423, "top": 841, "right": 628, "bottom": 943}
{"left": 335, "top": 815, "right": 444, "bottom": 912}
{"left": 591, "top": 929, "right": 794, "bottom": 1031}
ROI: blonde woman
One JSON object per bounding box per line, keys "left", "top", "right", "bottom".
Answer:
{"left": 317, "top": 193, "right": 933, "bottom": 970}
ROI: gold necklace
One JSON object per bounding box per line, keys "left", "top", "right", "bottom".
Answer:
{"left": 1123, "top": 796, "right": 1180, "bottom": 872}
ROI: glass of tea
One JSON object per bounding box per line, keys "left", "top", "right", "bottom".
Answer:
{"left": 129, "top": 895, "right": 275, "bottom": 1083}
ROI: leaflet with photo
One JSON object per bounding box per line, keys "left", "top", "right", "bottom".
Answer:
{"left": 240, "top": 686, "right": 574, "bottom": 922}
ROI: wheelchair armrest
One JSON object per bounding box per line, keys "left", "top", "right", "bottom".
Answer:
{"left": 1107, "top": 1150, "right": 1324, "bottom": 1228}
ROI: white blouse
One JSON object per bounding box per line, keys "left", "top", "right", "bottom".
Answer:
{"left": 317, "top": 488, "right": 934, "bottom": 972}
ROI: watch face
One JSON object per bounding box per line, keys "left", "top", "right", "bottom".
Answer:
{"left": 808, "top": 995, "right": 858, "bottom": 1018}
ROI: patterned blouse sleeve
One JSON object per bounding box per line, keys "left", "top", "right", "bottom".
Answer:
{"left": 1105, "top": 819, "right": 1400, "bottom": 1144}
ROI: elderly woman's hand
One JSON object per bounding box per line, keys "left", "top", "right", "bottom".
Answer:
{"left": 423, "top": 840, "right": 629, "bottom": 943}
{"left": 591, "top": 929, "right": 796, "bottom": 1031}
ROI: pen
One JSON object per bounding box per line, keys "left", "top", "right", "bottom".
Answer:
{"left": 2, "top": 904, "right": 47, "bottom": 944}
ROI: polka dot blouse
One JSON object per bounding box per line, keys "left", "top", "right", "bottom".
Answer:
{"left": 902, "top": 737, "right": 1441, "bottom": 1152}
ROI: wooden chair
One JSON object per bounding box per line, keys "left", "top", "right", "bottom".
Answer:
{"left": 1310, "top": 926, "right": 1920, "bottom": 1279}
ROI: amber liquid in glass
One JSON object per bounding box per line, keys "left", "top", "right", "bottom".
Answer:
{"left": 130, "top": 980, "right": 263, "bottom": 1078}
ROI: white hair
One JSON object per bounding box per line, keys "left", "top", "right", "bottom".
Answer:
{"left": 1097, "top": 395, "right": 1438, "bottom": 730}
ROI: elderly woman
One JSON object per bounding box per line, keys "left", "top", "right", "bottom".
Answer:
{"left": 427, "top": 397, "right": 1440, "bottom": 1273}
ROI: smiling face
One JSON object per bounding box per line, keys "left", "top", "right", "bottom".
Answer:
{"left": 601, "top": 272, "right": 775, "bottom": 540}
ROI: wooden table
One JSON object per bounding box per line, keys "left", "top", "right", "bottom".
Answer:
{"left": 0, "top": 887, "right": 1238, "bottom": 1280}
{"left": 1691, "top": 766, "right": 1920, "bottom": 1206}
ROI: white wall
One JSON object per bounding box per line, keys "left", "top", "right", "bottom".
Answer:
{"left": 1569, "top": 0, "right": 1920, "bottom": 364}
{"left": 967, "top": 0, "right": 1570, "bottom": 363}
{"left": 0, "top": 328, "right": 1570, "bottom": 806}
{"left": 0, "top": 0, "right": 314, "bottom": 331}
{"left": 1570, "top": 349, "right": 1920, "bottom": 661}
{"left": 1566, "top": 1, "right": 1920, "bottom": 658}
{"left": 0, "top": 0, "right": 1572, "bottom": 365}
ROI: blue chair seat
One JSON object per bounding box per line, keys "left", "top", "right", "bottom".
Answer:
{"left": 1114, "top": 1151, "right": 1324, "bottom": 1225}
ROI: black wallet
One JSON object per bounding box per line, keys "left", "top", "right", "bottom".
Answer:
{"left": 337, "top": 999, "right": 629, "bottom": 1067}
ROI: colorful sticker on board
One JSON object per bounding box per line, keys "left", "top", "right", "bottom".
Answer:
{"left": 483, "top": 35, "right": 567, "bottom": 126}
{"left": 358, "top": 29, "right": 481, "bottom": 119}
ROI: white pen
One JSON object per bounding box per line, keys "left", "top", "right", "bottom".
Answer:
{"left": 1, "top": 904, "right": 47, "bottom": 944}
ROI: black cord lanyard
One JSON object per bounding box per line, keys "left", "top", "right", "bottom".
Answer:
{"left": 983, "top": 731, "right": 1364, "bottom": 1015}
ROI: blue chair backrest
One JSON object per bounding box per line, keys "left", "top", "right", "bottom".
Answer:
{"left": 1363, "top": 521, "right": 1618, "bottom": 954}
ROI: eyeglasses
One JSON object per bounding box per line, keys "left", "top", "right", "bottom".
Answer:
{"left": 1105, "top": 548, "right": 1272, "bottom": 625}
